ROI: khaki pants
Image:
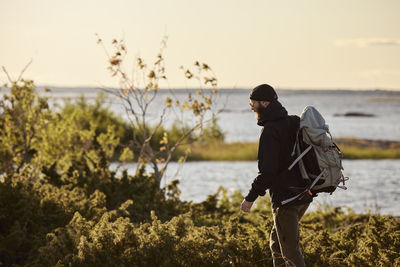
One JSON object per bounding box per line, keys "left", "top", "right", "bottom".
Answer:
{"left": 270, "top": 203, "right": 309, "bottom": 267}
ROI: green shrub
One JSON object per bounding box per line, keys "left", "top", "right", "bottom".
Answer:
{"left": 0, "top": 80, "right": 52, "bottom": 178}
{"left": 59, "top": 95, "right": 225, "bottom": 162}
{"left": 1, "top": 80, "right": 399, "bottom": 267}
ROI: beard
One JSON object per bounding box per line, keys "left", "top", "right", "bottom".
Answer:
{"left": 254, "top": 105, "right": 266, "bottom": 120}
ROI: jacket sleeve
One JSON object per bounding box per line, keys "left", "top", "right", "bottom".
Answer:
{"left": 245, "top": 128, "right": 280, "bottom": 202}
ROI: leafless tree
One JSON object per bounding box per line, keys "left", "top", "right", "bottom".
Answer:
{"left": 97, "top": 35, "right": 221, "bottom": 187}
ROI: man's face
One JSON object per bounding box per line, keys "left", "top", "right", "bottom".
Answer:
{"left": 249, "top": 100, "right": 270, "bottom": 119}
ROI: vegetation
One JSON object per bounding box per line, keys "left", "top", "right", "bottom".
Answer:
{"left": 338, "top": 145, "right": 400, "bottom": 159}
{"left": 1, "top": 39, "right": 399, "bottom": 266}
{"left": 1, "top": 74, "right": 399, "bottom": 267}
{"left": 186, "top": 142, "right": 258, "bottom": 161}
{"left": 336, "top": 138, "right": 400, "bottom": 159}
{"left": 59, "top": 94, "right": 225, "bottom": 162}
{"left": 185, "top": 139, "right": 400, "bottom": 161}
{"left": 95, "top": 36, "right": 221, "bottom": 187}
{"left": 2, "top": 167, "right": 400, "bottom": 267}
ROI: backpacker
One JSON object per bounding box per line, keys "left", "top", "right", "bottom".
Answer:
{"left": 281, "top": 106, "right": 349, "bottom": 205}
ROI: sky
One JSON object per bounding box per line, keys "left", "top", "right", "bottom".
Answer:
{"left": 1, "top": 0, "right": 400, "bottom": 90}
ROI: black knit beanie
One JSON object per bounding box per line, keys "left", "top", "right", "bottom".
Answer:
{"left": 249, "top": 84, "right": 278, "bottom": 102}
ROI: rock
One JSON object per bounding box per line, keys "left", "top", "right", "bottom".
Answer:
{"left": 334, "top": 112, "right": 375, "bottom": 117}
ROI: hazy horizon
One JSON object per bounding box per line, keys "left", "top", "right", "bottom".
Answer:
{"left": 6, "top": 84, "right": 400, "bottom": 93}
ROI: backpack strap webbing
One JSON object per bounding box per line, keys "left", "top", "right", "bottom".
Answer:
{"left": 281, "top": 169, "right": 326, "bottom": 205}
{"left": 288, "top": 144, "right": 312, "bottom": 171}
{"left": 289, "top": 130, "right": 311, "bottom": 182}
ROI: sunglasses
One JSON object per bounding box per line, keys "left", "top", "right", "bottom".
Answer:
{"left": 249, "top": 100, "right": 258, "bottom": 107}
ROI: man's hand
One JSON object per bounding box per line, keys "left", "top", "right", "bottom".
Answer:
{"left": 240, "top": 199, "right": 254, "bottom": 213}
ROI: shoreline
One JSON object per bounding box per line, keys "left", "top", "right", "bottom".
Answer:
{"left": 183, "top": 138, "right": 400, "bottom": 161}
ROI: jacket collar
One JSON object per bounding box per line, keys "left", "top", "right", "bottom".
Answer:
{"left": 257, "top": 100, "right": 288, "bottom": 126}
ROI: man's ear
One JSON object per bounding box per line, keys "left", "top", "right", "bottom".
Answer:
{"left": 261, "top": 101, "right": 270, "bottom": 108}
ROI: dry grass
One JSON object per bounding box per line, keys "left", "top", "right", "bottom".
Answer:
{"left": 186, "top": 142, "right": 258, "bottom": 161}
{"left": 184, "top": 139, "right": 400, "bottom": 161}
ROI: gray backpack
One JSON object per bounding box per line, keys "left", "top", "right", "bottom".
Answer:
{"left": 282, "top": 106, "right": 349, "bottom": 205}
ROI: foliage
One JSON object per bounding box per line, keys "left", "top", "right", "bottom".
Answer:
{"left": 1, "top": 58, "right": 399, "bottom": 267}
{"left": 61, "top": 94, "right": 132, "bottom": 150}
{"left": 0, "top": 79, "right": 52, "bottom": 178}
{"left": 59, "top": 94, "right": 225, "bottom": 162}
{"left": 2, "top": 168, "right": 400, "bottom": 266}
{"left": 301, "top": 208, "right": 400, "bottom": 266}
{"left": 96, "top": 35, "right": 222, "bottom": 185}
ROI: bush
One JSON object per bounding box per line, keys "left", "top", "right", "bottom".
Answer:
{"left": 1, "top": 80, "right": 399, "bottom": 267}
{"left": 59, "top": 94, "right": 225, "bottom": 162}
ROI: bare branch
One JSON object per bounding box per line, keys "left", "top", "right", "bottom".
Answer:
{"left": 16, "top": 59, "right": 33, "bottom": 82}
{"left": 1, "top": 66, "right": 14, "bottom": 84}
{"left": 98, "top": 35, "right": 221, "bottom": 186}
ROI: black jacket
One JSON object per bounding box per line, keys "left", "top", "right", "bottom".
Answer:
{"left": 245, "top": 100, "right": 312, "bottom": 207}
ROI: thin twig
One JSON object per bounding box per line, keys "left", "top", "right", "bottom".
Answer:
{"left": 1, "top": 66, "right": 14, "bottom": 84}
{"left": 17, "top": 59, "right": 33, "bottom": 82}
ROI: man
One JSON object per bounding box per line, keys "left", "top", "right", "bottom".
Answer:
{"left": 240, "top": 84, "right": 312, "bottom": 267}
